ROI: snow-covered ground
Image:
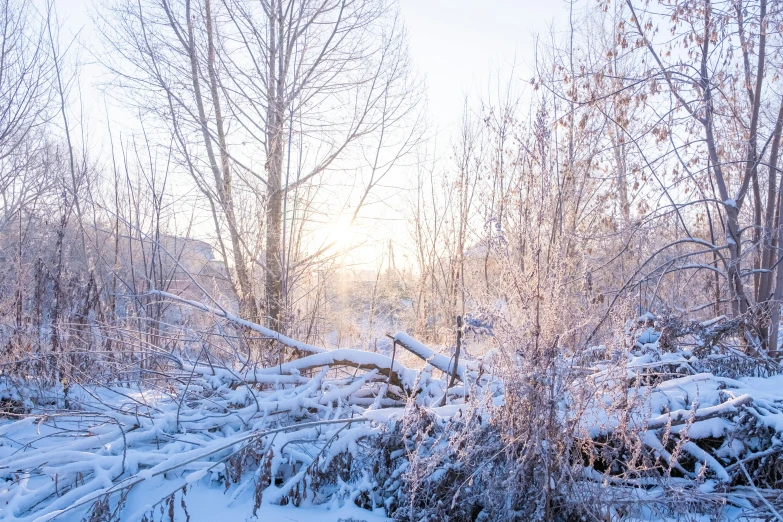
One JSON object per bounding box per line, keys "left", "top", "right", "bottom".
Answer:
{"left": 126, "top": 477, "right": 391, "bottom": 522}
{"left": 0, "top": 330, "right": 474, "bottom": 522}
{"left": 0, "top": 380, "right": 398, "bottom": 522}
{"left": 2, "top": 322, "right": 782, "bottom": 521}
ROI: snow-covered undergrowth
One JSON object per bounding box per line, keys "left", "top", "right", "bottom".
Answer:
{"left": 0, "top": 329, "right": 498, "bottom": 522}
{"left": 1, "top": 315, "right": 782, "bottom": 521}
{"left": 569, "top": 315, "right": 783, "bottom": 521}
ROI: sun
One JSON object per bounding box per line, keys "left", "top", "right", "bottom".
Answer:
{"left": 311, "top": 213, "right": 382, "bottom": 267}
{"left": 323, "top": 213, "right": 357, "bottom": 252}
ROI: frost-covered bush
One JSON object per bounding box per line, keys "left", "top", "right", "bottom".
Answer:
{"left": 2, "top": 309, "right": 783, "bottom": 522}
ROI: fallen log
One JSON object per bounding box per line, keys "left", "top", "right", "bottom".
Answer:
{"left": 392, "top": 332, "right": 467, "bottom": 383}
{"left": 251, "top": 348, "right": 417, "bottom": 392}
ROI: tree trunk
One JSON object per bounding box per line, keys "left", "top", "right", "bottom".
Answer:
{"left": 764, "top": 103, "right": 783, "bottom": 357}
{"left": 265, "top": 0, "right": 285, "bottom": 332}
{"left": 204, "top": 0, "right": 258, "bottom": 323}
{"left": 185, "top": 0, "right": 258, "bottom": 322}
{"left": 265, "top": 171, "right": 283, "bottom": 331}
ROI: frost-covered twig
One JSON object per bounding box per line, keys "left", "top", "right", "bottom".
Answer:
{"left": 149, "top": 290, "right": 326, "bottom": 355}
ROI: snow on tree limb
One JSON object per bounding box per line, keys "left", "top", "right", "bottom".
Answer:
{"left": 392, "top": 332, "right": 467, "bottom": 383}
{"left": 252, "top": 348, "right": 417, "bottom": 392}
{"left": 148, "top": 290, "right": 326, "bottom": 354}
{"left": 645, "top": 394, "right": 753, "bottom": 431}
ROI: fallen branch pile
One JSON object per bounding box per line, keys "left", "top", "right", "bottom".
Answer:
{"left": 0, "top": 308, "right": 782, "bottom": 521}
{"left": 0, "top": 307, "right": 497, "bottom": 522}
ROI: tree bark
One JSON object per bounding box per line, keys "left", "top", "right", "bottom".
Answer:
{"left": 264, "top": 0, "right": 285, "bottom": 332}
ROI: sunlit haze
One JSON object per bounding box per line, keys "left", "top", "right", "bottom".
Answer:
{"left": 51, "top": 0, "right": 570, "bottom": 269}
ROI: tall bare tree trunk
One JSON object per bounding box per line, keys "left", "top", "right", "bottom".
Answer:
{"left": 763, "top": 101, "right": 783, "bottom": 357}
{"left": 265, "top": 165, "right": 283, "bottom": 330}
{"left": 265, "top": 0, "right": 285, "bottom": 331}
{"left": 183, "top": 0, "right": 258, "bottom": 322}
{"left": 204, "top": 0, "right": 258, "bottom": 322}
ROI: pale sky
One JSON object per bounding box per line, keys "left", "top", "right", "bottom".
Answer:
{"left": 56, "top": 0, "right": 569, "bottom": 133}
{"left": 399, "top": 0, "right": 568, "bottom": 131}
{"left": 51, "top": 0, "right": 572, "bottom": 269}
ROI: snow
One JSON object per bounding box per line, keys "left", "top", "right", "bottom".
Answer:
{"left": 0, "top": 384, "right": 390, "bottom": 521}
{"left": 150, "top": 290, "right": 327, "bottom": 355}
{"left": 392, "top": 331, "right": 467, "bottom": 382}
{"left": 123, "top": 475, "right": 393, "bottom": 522}
{"left": 0, "top": 329, "right": 479, "bottom": 522}
{"left": 636, "top": 327, "right": 661, "bottom": 345}
{"left": 252, "top": 348, "right": 417, "bottom": 391}
{"left": 2, "top": 323, "right": 782, "bottom": 522}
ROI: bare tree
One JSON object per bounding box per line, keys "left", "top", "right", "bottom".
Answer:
{"left": 613, "top": 0, "right": 783, "bottom": 354}
{"left": 0, "top": 0, "right": 54, "bottom": 227}
{"left": 101, "top": 0, "right": 421, "bottom": 334}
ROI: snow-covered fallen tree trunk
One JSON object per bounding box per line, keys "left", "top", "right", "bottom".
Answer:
{"left": 391, "top": 332, "right": 468, "bottom": 382}
{"left": 148, "top": 290, "right": 327, "bottom": 355}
